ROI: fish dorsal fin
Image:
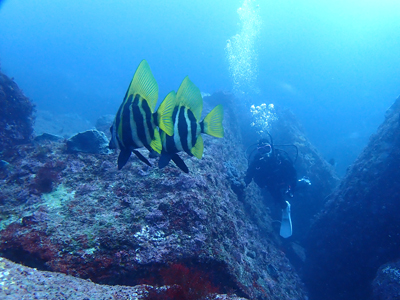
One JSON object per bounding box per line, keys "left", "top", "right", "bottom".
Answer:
{"left": 191, "top": 134, "right": 204, "bottom": 159}
{"left": 157, "top": 91, "right": 176, "bottom": 136}
{"left": 128, "top": 60, "right": 159, "bottom": 112}
{"left": 176, "top": 76, "right": 203, "bottom": 120}
{"left": 202, "top": 104, "right": 224, "bottom": 138}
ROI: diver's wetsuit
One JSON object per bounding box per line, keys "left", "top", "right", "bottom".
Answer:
{"left": 245, "top": 149, "right": 297, "bottom": 209}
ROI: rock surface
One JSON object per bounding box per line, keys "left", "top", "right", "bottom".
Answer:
{"left": 66, "top": 129, "right": 111, "bottom": 154}
{"left": 0, "top": 71, "right": 35, "bottom": 153}
{"left": 0, "top": 257, "right": 247, "bottom": 300}
{"left": 0, "top": 91, "right": 312, "bottom": 299}
{"left": 0, "top": 76, "right": 340, "bottom": 299}
{"left": 304, "top": 95, "right": 400, "bottom": 300}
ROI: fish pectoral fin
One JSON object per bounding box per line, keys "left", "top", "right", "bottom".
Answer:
{"left": 171, "top": 154, "right": 189, "bottom": 173}
{"left": 176, "top": 76, "right": 203, "bottom": 120}
{"left": 132, "top": 150, "right": 152, "bottom": 167}
{"left": 202, "top": 104, "right": 224, "bottom": 138}
{"left": 157, "top": 91, "right": 176, "bottom": 136}
{"left": 191, "top": 135, "right": 204, "bottom": 159}
{"left": 129, "top": 60, "right": 159, "bottom": 112}
{"left": 118, "top": 149, "right": 132, "bottom": 170}
{"left": 150, "top": 128, "right": 162, "bottom": 154}
{"left": 158, "top": 152, "right": 172, "bottom": 169}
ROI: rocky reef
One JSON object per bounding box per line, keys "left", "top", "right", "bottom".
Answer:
{"left": 304, "top": 95, "right": 400, "bottom": 300}
{"left": 0, "top": 71, "right": 35, "bottom": 153}
{"left": 0, "top": 73, "right": 339, "bottom": 299}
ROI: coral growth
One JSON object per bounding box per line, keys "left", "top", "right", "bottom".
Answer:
{"left": 32, "top": 161, "right": 66, "bottom": 194}
{"left": 157, "top": 263, "right": 220, "bottom": 300}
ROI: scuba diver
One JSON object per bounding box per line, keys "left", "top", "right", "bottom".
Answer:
{"left": 244, "top": 134, "right": 309, "bottom": 238}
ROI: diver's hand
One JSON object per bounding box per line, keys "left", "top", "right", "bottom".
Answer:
{"left": 297, "top": 177, "right": 311, "bottom": 189}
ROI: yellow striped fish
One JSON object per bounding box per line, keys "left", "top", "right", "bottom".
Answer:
{"left": 158, "top": 76, "right": 224, "bottom": 173}
{"left": 109, "top": 60, "right": 175, "bottom": 170}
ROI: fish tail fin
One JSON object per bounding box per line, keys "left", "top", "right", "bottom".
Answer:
{"left": 201, "top": 104, "right": 224, "bottom": 138}
{"left": 157, "top": 91, "right": 176, "bottom": 136}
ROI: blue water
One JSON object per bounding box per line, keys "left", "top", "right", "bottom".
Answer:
{"left": 1, "top": 0, "right": 400, "bottom": 175}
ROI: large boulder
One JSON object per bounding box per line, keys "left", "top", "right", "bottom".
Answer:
{"left": 304, "top": 95, "right": 400, "bottom": 299}
{"left": 66, "top": 129, "right": 111, "bottom": 154}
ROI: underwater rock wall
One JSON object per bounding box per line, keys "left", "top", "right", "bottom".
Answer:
{"left": 304, "top": 95, "right": 400, "bottom": 300}
{"left": 0, "top": 71, "right": 35, "bottom": 153}
{"left": 0, "top": 89, "right": 309, "bottom": 299}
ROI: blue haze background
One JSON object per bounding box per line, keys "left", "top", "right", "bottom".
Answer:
{"left": 1, "top": 0, "right": 400, "bottom": 176}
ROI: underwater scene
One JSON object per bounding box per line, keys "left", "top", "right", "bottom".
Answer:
{"left": 1, "top": 0, "right": 400, "bottom": 299}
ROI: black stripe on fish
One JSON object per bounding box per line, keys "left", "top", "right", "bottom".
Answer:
{"left": 132, "top": 95, "right": 148, "bottom": 148}
{"left": 141, "top": 98, "right": 155, "bottom": 141}
{"left": 166, "top": 132, "right": 178, "bottom": 153}
{"left": 187, "top": 109, "right": 197, "bottom": 148}
{"left": 122, "top": 94, "right": 137, "bottom": 148}
{"left": 178, "top": 106, "right": 190, "bottom": 154}
{"left": 165, "top": 107, "right": 179, "bottom": 153}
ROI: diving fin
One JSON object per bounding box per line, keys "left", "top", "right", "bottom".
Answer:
{"left": 280, "top": 201, "right": 292, "bottom": 238}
